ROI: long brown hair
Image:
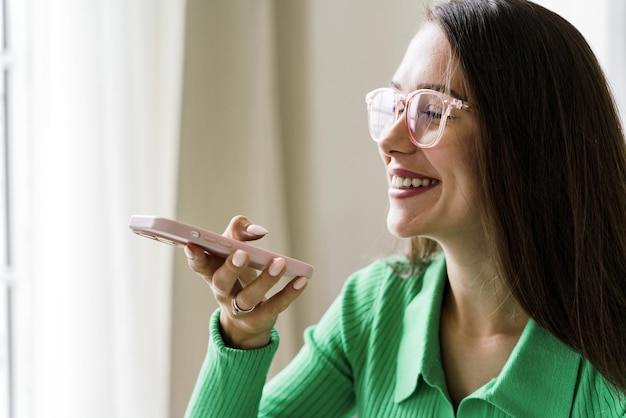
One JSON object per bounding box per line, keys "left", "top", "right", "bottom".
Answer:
{"left": 411, "top": 0, "right": 626, "bottom": 391}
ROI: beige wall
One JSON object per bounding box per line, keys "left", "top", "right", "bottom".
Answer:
{"left": 169, "top": 1, "right": 426, "bottom": 415}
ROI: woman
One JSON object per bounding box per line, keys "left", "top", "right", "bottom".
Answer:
{"left": 184, "top": 0, "right": 626, "bottom": 416}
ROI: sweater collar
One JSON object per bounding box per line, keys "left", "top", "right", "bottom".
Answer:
{"left": 394, "top": 255, "right": 582, "bottom": 417}
{"left": 394, "top": 254, "right": 448, "bottom": 403}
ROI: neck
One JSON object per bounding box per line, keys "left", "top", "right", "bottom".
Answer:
{"left": 440, "top": 244, "right": 529, "bottom": 337}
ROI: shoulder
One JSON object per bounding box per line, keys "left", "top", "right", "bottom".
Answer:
{"left": 304, "top": 254, "right": 446, "bottom": 379}
{"left": 340, "top": 256, "right": 410, "bottom": 300}
{"left": 343, "top": 253, "right": 442, "bottom": 297}
{"left": 311, "top": 253, "right": 446, "bottom": 340}
{"left": 336, "top": 253, "right": 446, "bottom": 329}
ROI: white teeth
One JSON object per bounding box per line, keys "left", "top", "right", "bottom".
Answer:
{"left": 391, "top": 175, "right": 437, "bottom": 189}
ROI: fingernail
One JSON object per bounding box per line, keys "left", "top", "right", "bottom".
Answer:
{"left": 184, "top": 246, "right": 195, "bottom": 259}
{"left": 269, "top": 258, "right": 286, "bottom": 276}
{"left": 246, "top": 224, "right": 269, "bottom": 236}
{"left": 232, "top": 250, "right": 246, "bottom": 267}
{"left": 293, "top": 277, "right": 307, "bottom": 290}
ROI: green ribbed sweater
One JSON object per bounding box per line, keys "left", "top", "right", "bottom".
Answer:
{"left": 185, "top": 254, "right": 626, "bottom": 417}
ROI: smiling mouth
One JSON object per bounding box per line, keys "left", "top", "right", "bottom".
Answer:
{"left": 391, "top": 175, "right": 439, "bottom": 189}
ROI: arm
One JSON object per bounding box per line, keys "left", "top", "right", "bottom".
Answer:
{"left": 186, "top": 275, "right": 361, "bottom": 418}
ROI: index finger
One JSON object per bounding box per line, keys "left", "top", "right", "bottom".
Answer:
{"left": 184, "top": 243, "right": 223, "bottom": 276}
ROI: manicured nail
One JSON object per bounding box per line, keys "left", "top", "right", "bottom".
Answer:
{"left": 184, "top": 246, "right": 195, "bottom": 259}
{"left": 293, "top": 277, "right": 307, "bottom": 290}
{"left": 232, "top": 250, "right": 246, "bottom": 267}
{"left": 269, "top": 258, "right": 286, "bottom": 276}
{"left": 246, "top": 224, "right": 269, "bottom": 236}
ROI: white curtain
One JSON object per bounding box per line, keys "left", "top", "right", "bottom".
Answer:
{"left": 10, "top": 0, "right": 185, "bottom": 417}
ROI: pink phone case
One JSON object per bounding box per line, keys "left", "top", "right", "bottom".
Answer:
{"left": 129, "top": 215, "right": 313, "bottom": 279}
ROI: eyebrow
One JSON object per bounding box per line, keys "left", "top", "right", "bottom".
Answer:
{"left": 389, "top": 80, "right": 467, "bottom": 101}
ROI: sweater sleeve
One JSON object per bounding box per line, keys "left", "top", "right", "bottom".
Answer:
{"left": 185, "top": 298, "right": 358, "bottom": 418}
{"left": 184, "top": 309, "right": 280, "bottom": 418}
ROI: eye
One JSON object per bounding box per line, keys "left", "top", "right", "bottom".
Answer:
{"left": 420, "top": 104, "right": 443, "bottom": 120}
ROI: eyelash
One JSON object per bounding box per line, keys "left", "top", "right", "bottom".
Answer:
{"left": 421, "top": 110, "right": 443, "bottom": 120}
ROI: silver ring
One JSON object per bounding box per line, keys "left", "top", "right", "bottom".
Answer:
{"left": 231, "top": 296, "right": 255, "bottom": 316}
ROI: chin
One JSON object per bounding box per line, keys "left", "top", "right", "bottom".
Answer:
{"left": 387, "top": 214, "right": 419, "bottom": 238}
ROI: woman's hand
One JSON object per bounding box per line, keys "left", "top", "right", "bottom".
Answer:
{"left": 184, "top": 215, "right": 308, "bottom": 349}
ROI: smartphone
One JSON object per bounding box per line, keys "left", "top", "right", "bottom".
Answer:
{"left": 129, "top": 215, "right": 314, "bottom": 279}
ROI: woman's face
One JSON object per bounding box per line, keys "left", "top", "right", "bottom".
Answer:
{"left": 378, "top": 23, "right": 483, "bottom": 244}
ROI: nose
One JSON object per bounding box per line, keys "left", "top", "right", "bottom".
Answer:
{"left": 377, "top": 111, "right": 418, "bottom": 156}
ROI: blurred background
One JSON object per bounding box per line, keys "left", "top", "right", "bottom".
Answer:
{"left": 0, "top": 0, "right": 624, "bottom": 417}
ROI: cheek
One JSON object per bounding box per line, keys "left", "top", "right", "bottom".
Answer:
{"left": 442, "top": 123, "right": 479, "bottom": 170}
{"left": 431, "top": 131, "right": 481, "bottom": 200}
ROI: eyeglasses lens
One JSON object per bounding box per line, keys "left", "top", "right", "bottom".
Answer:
{"left": 367, "top": 90, "right": 397, "bottom": 140}
{"left": 367, "top": 89, "right": 446, "bottom": 147}
{"left": 406, "top": 92, "right": 445, "bottom": 146}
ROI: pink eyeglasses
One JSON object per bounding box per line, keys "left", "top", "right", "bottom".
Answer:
{"left": 365, "top": 87, "right": 471, "bottom": 148}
